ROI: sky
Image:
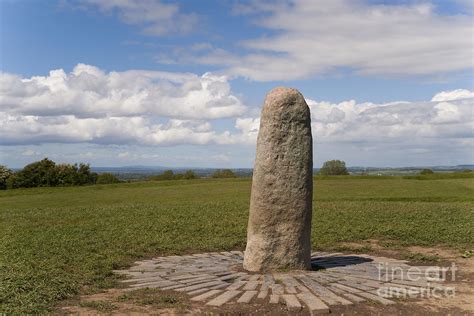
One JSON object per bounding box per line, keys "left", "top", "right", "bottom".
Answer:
{"left": 0, "top": 0, "right": 473, "bottom": 168}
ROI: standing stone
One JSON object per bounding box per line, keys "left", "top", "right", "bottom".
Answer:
{"left": 243, "top": 87, "right": 313, "bottom": 272}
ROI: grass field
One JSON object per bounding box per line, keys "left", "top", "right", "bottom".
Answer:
{"left": 1, "top": 176, "right": 473, "bottom": 313}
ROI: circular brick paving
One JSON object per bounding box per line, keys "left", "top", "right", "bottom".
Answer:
{"left": 114, "top": 251, "right": 449, "bottom": 313}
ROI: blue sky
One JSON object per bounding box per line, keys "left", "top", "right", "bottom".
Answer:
{"left": 1, "top": 0, "right": 473, "bottom": 168}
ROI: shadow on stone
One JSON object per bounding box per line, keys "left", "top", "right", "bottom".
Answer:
{"left": 310, "top": 255, "right": 373, "bottom": 270}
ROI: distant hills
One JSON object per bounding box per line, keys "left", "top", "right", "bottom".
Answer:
{"left": 91, "top": 164, "right": 473, "bottom": 180}
{"left": 91, "top": 166, "right": 254, "bottom": 179}
{"left": 345, "top": 164, "right": 474, "bottom": 172}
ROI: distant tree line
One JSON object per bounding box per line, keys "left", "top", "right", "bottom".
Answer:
{"left": 318, "top": 160, "right": 349, "bottom": 176}
{"left": 212, "top": 169, "right": 237, "bottom": 178}
{"left": 3, "top": 158, "right": 471, "bottom": 190}
{"left": 149, "top": 170, "right": 198, "bottom": 181}
{"left": 419, "top": 168, "right": 434, "bottom": 175}
{"left": 0, "top": 160, "right": 243, "bottom": 190}
{"left": 149, "top": 169, "right": 237, "bottom": 181}
{"left": 317, "top": 162, "right": 473, "bottom": 177}
{"left": 0, "top": 158, "right": 120, "bottom": 189}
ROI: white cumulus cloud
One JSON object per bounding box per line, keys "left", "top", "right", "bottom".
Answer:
{"left": 431, "top": 89, "right": 474, "bottom": 102}
{"left": 175, "top": 0, "right": 473, "bottom": 81}
{"left": 306, "top": 96, "right": 473, "bottom": 145}
{"left": 0, "top": 64, "right": 246, "bottom": 120}
{"left": 0, "top": 64, "right": 250, "bottom": 146}
{"left": 1, "top": 64, "right": 472, "bottom": 160}
{"left": 235, "top": 90, "right": 473, "bottom": 154}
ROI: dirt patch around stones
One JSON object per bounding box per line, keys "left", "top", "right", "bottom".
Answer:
{"left": 338, "top": 241, "right": 474, "bottom": 314}
{"left": 60, "top": 246, "right": 474, "bottom": 315}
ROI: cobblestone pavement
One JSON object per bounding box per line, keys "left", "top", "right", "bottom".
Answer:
{"left": 114, "top": 251, "right": 449, "bottom": 313}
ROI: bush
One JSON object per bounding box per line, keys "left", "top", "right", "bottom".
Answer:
{"left": 319, "top": 160, "right": 349, "bottom": 176}
{"left": 403, "top": 172, "right": 474, "bottom": 180}
{"left": 149, "top": 170, "right": 199, "bottom": 181}
{"left": 173, "top": 173, "right": 184, "bottom": 180}
{"left": 96, "top": 173, "right": 120, "bottom": 184}
{"left": 56, "top": 163, "right": 97, "bottom": 186}
{"left": 212, "top": 169, "right": 236, "bottom": 178}
{"left": 161, "top": 170, "right": 175, "bottom": 180}
{"left": 150, "top": 170, "right": 174, "bottom": 181}
{"left": 77, "top": 163, "right": 98, "bottom": 184}
{"left": 7, "top": 158, "right": 98, "bottom": 189}
{"left": 183, "top": 170, "right": 197, "bottom": 180}
{"left": 0, "top": 165, "right": 13, "bottom": 190}
{"left": 420, "top": 169, "right": 434, "bottom": 175}
{"left": 9, "top": 158, "right": 59, "bottom": 188}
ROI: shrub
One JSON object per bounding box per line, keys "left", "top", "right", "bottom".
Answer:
{"left": 161, "top": 170, "right": 174, "bottom": 180}
{"left": 6, "top": 175, "right": 17, "bottom": 189}
{"left": 150, "top": 170, "right": 199, "bottom": 181}
{"left": 403, "top": 172, "right": 474, "bottom": 180}
{"left": 183, "top": 170, "right": 197, "bottom": 180}
{"left": 9, "top": 158, "right": 59, "bottom": 188}
{"left": 150, "top": 170, "right": 175, "bottom": 181}
{"left": 7, "top": 159, "right": 98, "bottom": 189}
{"left": 420, "top": 169, "right": 434, "bottom": 175}
{"left": 212, "top": 169, "right": 236, "bottom": 178}
{"left": 319, "top": 160, "right": 349, "bottom": 176}
{"left": 56, "top": 163, "right": 97, "bottom": 186}
{"left": 0, "top": 165, "right": 13, "bottom": 190}
{"left": 173, "top": 173, "right": 184, "bottom": 180}
{"left": 96, "top": 173, "right": 120, "bottom": 184}
{"left": 77, "top": 163, "right": 98, "bottom": 184}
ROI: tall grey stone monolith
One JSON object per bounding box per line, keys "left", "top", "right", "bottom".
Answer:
{"left": 243, "top": 87, "right": 313, "bottom": 272}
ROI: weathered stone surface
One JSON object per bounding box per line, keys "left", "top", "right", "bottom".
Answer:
{"left": 269, "top": 294, "right": 280, "bottom": 304}
{"left": 191, "top": 289, "right": 222, "bottom": 301}
{"left": 257, "top": 290, "right": 268, "bottom": 299}
{"left": 237, "top": 290, "right": 258, "bottom": 303}
{"left": 296, "top": 293, "right": 330, "bottom": 313}
{"left": 243, "top": 87, "right": 313, "bottom": 272}
{"left": 206, "top": 290, "right": 242, "bottom": 306}
{"left": 281, "top": 294, "right": 302, "bottom": 311}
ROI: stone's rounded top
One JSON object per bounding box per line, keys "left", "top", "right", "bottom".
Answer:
{"left": 267, "top": 86, "right": 301, "bottom": 97}
{"left": 264, "top": 87, "right": 306, "bottom": 110}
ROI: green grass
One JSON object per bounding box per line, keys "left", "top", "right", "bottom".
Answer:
{"left": 461, "top": 250, "right": 474, "bottom": 258}
{"left": 402, "top": 172, "right": 474, "bottom": 180}
{"left": 116, "top": 289, "right": 188, "bottom": 309}
{"left": 79, "top": 300, "right": 118, "bottom": 312}
{"left": 1, "top": 177, "right": 473, "bottom": 313}
{"left": 402, "top": 253, "right": 441, "bottom": 263}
